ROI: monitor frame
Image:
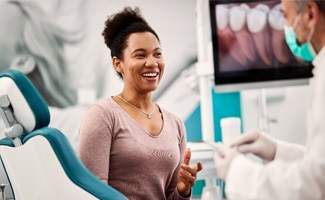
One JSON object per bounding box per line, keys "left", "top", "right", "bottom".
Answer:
{"left": 209, "top": 0, "right": 313, "bottom": 93}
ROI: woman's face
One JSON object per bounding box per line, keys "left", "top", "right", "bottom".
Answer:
{"left": 118, "top": 32, "right": 164, "bottom": 94}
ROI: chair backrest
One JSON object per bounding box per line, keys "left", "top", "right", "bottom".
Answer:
{"left": 0, "top": 70, "right": 128, "bottom": 200}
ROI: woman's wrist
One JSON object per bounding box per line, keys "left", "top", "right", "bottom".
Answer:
{"left": 178, "top": 188, "right": 191, "bottom": 198}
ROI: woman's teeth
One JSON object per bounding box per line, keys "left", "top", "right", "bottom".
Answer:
{"left": 142, "top": 73, "right": 158, "bottom": 77}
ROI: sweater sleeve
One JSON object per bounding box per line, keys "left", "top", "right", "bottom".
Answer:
{"left": 78, "top": 104, "right": 113, "bottom": 183}
{"left": 166, "top": 120, "right": 192, "bottom": 200}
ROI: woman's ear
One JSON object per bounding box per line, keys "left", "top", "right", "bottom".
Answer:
{"left": 112, "top": 56, "right": 120, "bottom": 71}
{"left": 9, "top": 54, "right": 36, "bottom": 74}
{"left": 112, "top": 56, "right": 123, "bottom": 73}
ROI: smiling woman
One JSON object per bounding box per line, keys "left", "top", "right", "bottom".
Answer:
{"left": 78, "top": 6, "right": 203, "bottom": 200}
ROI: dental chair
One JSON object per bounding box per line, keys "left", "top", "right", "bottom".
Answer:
{"left": 0, "top": 70, "right": 128, "bottom": 200}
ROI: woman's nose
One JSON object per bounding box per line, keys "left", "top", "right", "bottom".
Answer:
{"left": 144, "top": 58, "right": 158, "bottom": 67}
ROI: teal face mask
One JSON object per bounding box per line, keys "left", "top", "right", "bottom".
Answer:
{"left": 284, "top": 16, "right": 316, "bottom": 62}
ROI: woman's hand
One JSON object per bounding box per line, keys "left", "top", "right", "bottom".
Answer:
{"left": 177, "top": 148, "right": 203, "bottom": 197}
{"left": 231, "top": 130, "right": 277, "bottom": 161}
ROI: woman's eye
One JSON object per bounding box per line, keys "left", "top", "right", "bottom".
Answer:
{"left": 155, "top": 52, "right": 162, "bottom": 57}
{"left": 136, "top": 54, "right": 145, "bottom": 58}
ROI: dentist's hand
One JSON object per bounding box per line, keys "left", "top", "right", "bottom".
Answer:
{"left": 214, "top": 143, "right": 239, "bottom": 180}
{"left": 177, "top": 148, "right": 203, "bottom": 197}
{"left": 231, "top": 130, "right": 276, "bottom": 162}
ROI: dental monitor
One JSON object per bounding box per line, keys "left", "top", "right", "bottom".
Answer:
{"left": 209, "top": 0, "right": 313, "bottom": 93}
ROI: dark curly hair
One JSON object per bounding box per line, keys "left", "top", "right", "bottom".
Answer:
{"left": 102, "top": 7, "right": 160, "bottom": 60}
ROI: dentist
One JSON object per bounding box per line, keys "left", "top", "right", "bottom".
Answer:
{"left": 214, "top": 0, "right": 325, "bottom": 199}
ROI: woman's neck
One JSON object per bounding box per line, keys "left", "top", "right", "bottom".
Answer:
{"left": 119, "top": 90, "right": 153, "bottom": 110}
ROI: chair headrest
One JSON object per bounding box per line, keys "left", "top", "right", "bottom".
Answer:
{"left": 0, "top": 70, "right": 50, "bottom": 133}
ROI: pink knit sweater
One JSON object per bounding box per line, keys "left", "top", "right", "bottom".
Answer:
{"left": 79, "top": 97, "right": 190, "bottom": 200}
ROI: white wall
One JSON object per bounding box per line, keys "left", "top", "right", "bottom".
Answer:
{"left": 241, "top": 84, "right": 309, "bottom": 145}
{"left": 61, "top": 0, "right": 198, "bottom": 100}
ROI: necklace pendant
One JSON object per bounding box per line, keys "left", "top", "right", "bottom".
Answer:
{"left": 117, "top": 95, "right": 155, "bottom": 119}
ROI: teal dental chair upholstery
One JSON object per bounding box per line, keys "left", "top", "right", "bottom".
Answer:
{"left": 0, "top": 70, "right": 128, "bottom": 200}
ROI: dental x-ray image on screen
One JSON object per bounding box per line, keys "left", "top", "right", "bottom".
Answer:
{"left": 209, "top": 0, "right": 313, "bottom": 92}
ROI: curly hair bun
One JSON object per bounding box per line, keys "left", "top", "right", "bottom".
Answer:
{"left": 103, "top": 7, "right": 149, "bottom": 48}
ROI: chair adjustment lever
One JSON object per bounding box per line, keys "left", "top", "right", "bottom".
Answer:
{"left": 0, "top": 94, "right": 24, "bottom": 146}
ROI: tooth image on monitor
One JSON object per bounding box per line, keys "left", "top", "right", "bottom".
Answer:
{"left": 216, "top": 5, "right": 232, "bottom": 56}
{"left": 247, "top": 4, "right": 273, "bottom": 66}
{"left": 210, "top": 0, "right": 313, "bottom": 92}
{"left": 229, "top": 5, "right": 257, "bottom": 64}
{"left": 217, "top": 5, "right": 249, "bottom": 69}
{"left": 268, "top": 4, "right": 290, "bottom": 64}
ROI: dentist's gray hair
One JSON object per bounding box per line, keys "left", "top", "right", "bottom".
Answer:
{"left": 295, "top": 0, "right": 325, "bottom": 13}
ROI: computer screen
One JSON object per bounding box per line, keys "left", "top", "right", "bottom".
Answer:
{"left": 209, "top": 0, "right": 313, "bottom": 92}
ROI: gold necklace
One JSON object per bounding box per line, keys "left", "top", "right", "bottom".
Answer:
{"left": 117, "top": 95, "right": 155, "bottom": 119}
